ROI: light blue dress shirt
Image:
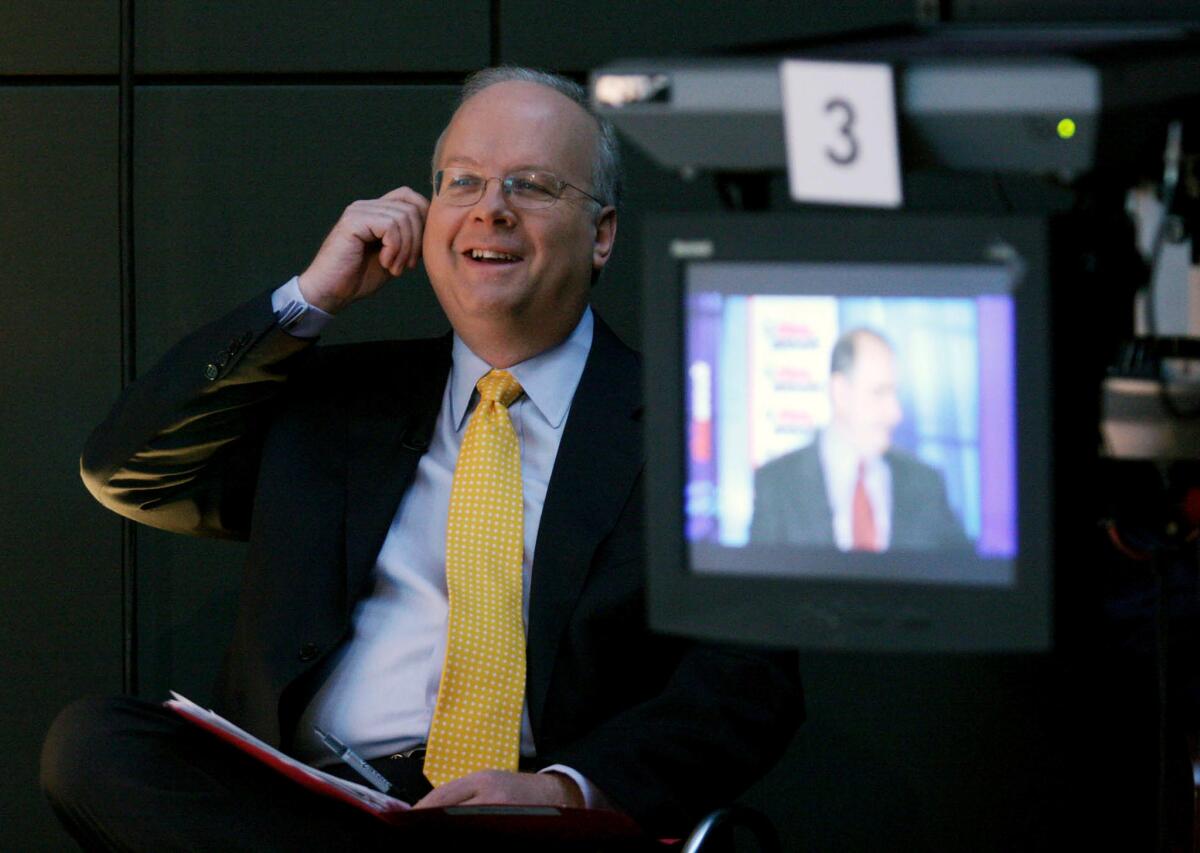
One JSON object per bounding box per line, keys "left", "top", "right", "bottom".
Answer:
{"left": 269, "top": 277, "right": 606, "bottom": 806}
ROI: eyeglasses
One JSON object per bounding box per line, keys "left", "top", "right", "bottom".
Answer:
{"left": 433, "top": 167, "right": 603, "bottom": 210}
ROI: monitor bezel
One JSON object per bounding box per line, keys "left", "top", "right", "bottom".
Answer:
{"left": 643, "top": 211, "right": 1053, "bottom": 652}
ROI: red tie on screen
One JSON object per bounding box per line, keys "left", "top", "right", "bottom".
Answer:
{"left": 852, "top": 461, "right": 879, "bottom": 552}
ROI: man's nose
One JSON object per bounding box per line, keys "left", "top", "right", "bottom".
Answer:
{"left": 471, "top": 178, "right": 516, "bottom": 223}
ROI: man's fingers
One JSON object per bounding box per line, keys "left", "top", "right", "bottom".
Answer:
{"left": 410, "top": 771, "right": 572, "bottom": 810}
{"left": 376, "top": 221, "right": 401, "bottom": 274}
{"left": 371, "top": 208, "right": 422, "bottom": 275}
{"left": 342, "top": 192, "right": 426, "bottom": 249}
{"left": 397, "top": 207, "right": 423, "bottom": 272}
{"left": 360, "top": 198, "right": 425, "bottom": 272}
{"left": 381, "top": 219, "right": 410, "bottom": 275}
{"left": 401, "top": 204, "right": 424, "bottom": 269}
{"left": 299, "top": 187, "right": 429, "bottom": 313}
{"left": 358, "top": 201, "right": 424, "bottom": 277}
{"left": 381, "top": 184, "right": 431, "bottom": 215}
{"left": 411, "top": 771, "right": 509, "bottom": 809}
{"left": 412, "top": 777, "right": 475, "bottom": 809}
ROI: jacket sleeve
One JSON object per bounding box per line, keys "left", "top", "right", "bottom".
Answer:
{"left": 536, "top": 476, "right": 804, "bottom": 836}
{"left": 548, "top": 641, "right": 802, "bottom": 836}
{"left": 80, "top": 291, "right": 314, "bottom": 540}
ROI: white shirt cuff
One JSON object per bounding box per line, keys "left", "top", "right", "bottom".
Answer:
{"left": 538, "top": 764, "right": 616, "bottom": 811}
{"left": 271, "top": 275, "right": 334, "bottom": 338}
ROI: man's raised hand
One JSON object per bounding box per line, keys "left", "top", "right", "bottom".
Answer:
{"left": 297, "top": 186, "right": 430, "bottom": 315}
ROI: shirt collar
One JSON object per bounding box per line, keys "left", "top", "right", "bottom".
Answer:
{"left": 449, "top": 306, "right": 594, "bottom": 431}
{"left": 820, "top": 423, "right": 884, "bottom": 485}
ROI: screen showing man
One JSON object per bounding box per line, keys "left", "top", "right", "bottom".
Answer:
{"left": 683, "top": 261, "right": 1018, "bottom": 587}
{"left": 749, "top": 327, "right": 969, "bottom": 551}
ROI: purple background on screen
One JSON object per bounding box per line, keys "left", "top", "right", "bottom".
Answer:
{"left": 976, "top": 296, "right": 1018, "bottom": 555}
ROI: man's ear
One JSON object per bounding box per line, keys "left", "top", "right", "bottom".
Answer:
{"left": 591, "top": 206, "right": 618, "bottom": 272}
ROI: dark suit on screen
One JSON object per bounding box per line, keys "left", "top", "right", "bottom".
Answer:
{"left": 76, "top": 290, "right": 801, "bottom": 835}
{"left": 748, "top": 438, "right": 968, "bottom": 550}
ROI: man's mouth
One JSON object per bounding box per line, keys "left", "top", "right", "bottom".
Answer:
{"left": 465, "top": 248, "right": 523, "bottom": 263}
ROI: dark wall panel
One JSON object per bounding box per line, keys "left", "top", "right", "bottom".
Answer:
{"left": 132, "top": 84, "right": 459, "bottom": 702}
{"left": 136, "top": 2, "right": 490, "bottom": 74}
{"left": 500, "top": 0, "right": 915, "bottom": 70}
{"left": 0, "top": 2, "right": 118, "bottom": 74}
{"left": 0, "top": 86, "right": 122, "bottom": 850}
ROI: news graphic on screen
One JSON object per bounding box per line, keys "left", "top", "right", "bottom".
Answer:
{"left": 684, "top": 261, "right": 1017, "bottom": 587}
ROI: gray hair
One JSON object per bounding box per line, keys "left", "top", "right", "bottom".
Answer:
{"left": 432, "top": 66, "right": 622, "bottom": 209}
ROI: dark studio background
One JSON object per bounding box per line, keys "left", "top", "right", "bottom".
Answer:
{"left": 2, "top": 2, "right": 1197, "bottom": 850}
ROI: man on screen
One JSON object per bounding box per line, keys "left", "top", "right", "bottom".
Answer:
{"left": 749, "top": 327, "right": 967, "bottom": 551}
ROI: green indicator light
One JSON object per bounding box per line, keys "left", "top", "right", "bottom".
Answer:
{"left": 1057, "top": 118, "right": 1077, "bottom": 139}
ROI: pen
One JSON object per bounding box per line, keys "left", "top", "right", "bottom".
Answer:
{"left": 313, "top": 726, "right": 392, "bottom": 794}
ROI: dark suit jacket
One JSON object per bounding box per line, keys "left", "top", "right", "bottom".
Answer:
{"left": 748, "top": 437, "right": 968, "bottom": 549}
{"left": 81, "top": 291, "right": 802, "bottom": 834}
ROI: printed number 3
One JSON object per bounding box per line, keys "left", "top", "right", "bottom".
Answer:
{"left": 824, "top": 98, "right": 858, "bottom": 166}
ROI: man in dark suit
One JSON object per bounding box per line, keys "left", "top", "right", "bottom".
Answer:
{"left": 749, "top": 327, "right": 966, "bottom": 550}
{"left": 41, "top": 68, "right": 800, "bottom": 850}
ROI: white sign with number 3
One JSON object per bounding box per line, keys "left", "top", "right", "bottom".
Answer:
{"left": 780, "top": 59, "right": 902, "bottom": 208}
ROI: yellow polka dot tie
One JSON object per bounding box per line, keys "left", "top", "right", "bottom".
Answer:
{"left": 424, "top": 369, "right": 526, "bottom": 787}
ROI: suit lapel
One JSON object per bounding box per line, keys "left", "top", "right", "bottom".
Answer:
{"left": 885, "top": 450, "right": 915, "bottom": 547}
{"left": 526, "top": 316, "right": 643, "bottom": 734}
{"left": 795, "top": 443, "right": 835, "bottom": 546}
{"left": 343, "top": 337, "right": 451, "bottom": 608}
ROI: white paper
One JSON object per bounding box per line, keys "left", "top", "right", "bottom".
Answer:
{"left": 166, "top": 692, "right": 410, "bottom": 812}
{"left": 780, "top": 59, "right": 903, "bottom": 208}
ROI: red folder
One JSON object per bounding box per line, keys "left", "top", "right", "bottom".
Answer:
{"left": 164, "top": 693, "right": 650, "bottom": 843}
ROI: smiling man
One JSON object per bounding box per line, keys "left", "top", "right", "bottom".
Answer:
{"left": 42, "top": 68, "right": 801, "bottom": 850}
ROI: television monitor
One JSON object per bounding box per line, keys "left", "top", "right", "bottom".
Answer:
{"left": 642, "top": 212, "right": 1054, "bottom": 652}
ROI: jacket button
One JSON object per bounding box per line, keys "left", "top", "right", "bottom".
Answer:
{"left": 298, "top": 643, "right": 320, "bottom": 662}
{"left": 204, "top": 363, "right": 219, "bottom": 381}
